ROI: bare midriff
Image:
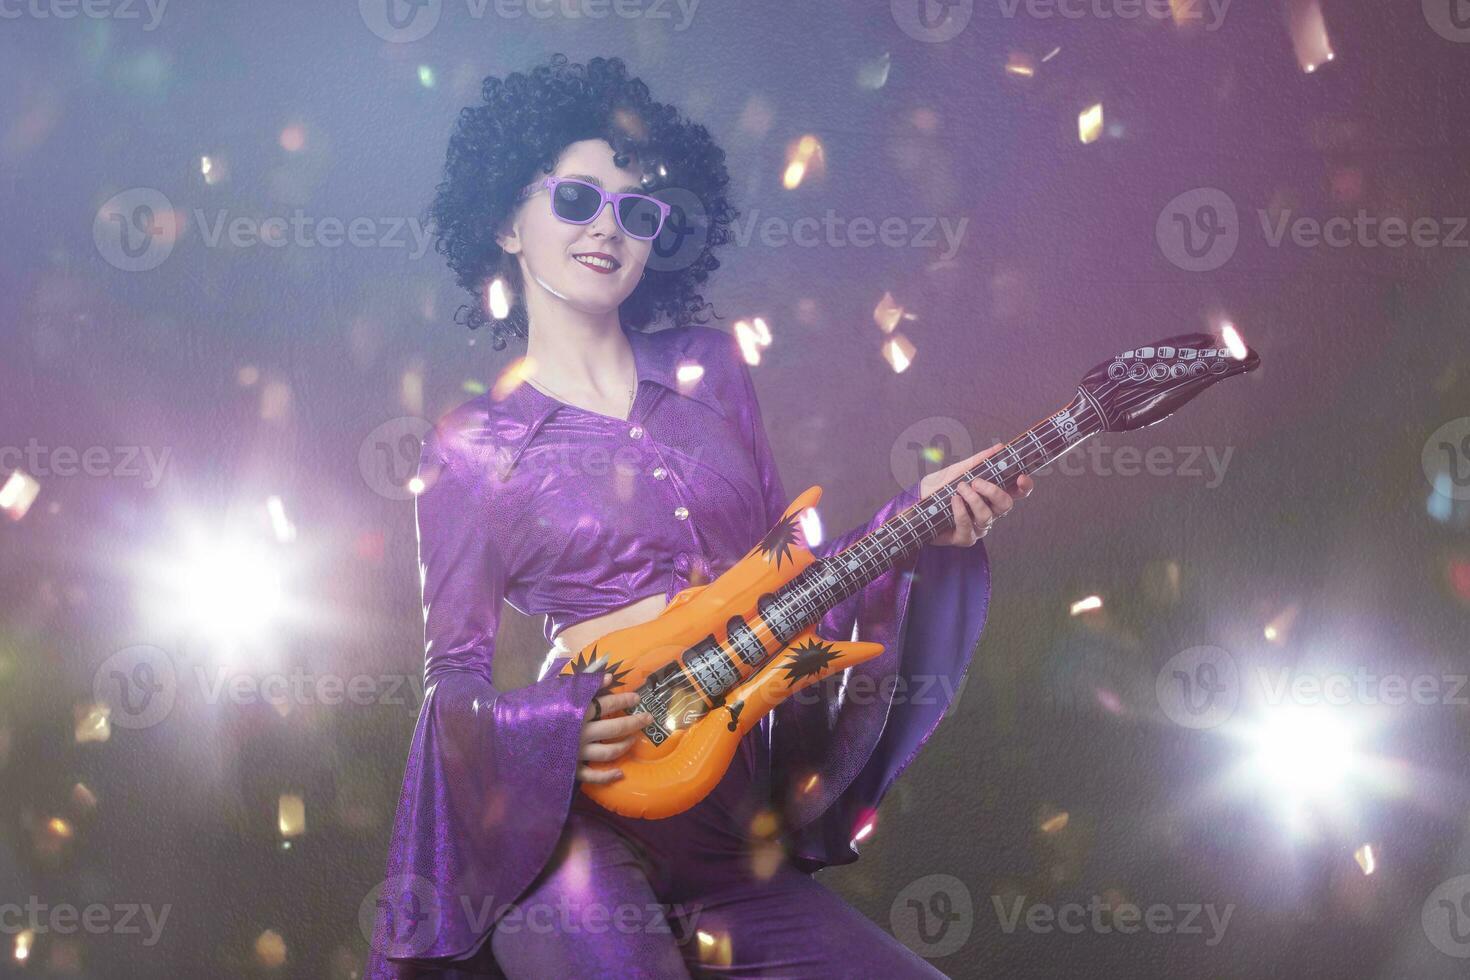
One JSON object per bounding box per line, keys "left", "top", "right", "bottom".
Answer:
{"left": 549, "top": 591, "right": 670, "bottom": 659}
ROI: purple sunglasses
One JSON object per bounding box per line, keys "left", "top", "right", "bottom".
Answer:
{"left": 517, "top": 176, "right": 673, "bottom": 241}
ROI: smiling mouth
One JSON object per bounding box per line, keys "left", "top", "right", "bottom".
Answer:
{"left": 573, "top": 253, "right": 621, "bottom": 273}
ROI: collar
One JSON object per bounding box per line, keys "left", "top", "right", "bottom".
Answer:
{"left": 482, "top": 326, "right": 727, "bottom": 477}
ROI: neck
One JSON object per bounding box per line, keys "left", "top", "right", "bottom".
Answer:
{"left": 522, "top": 303, "right": 633, "bottom": 398}
{"left": 757, "top": 390, "right": 1107, "bottom": 647}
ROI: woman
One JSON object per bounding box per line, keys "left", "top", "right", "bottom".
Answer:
{"left": 366, "top": 54, "right": 1032, "bottom": 979}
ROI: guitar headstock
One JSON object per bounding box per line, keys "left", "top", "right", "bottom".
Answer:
{"left": 1077, "top": 332, "right": 1261, "bottom": 433}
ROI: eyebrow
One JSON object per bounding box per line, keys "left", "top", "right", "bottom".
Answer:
{"left": 563, "top": 172, "right": 645, "bottom": 194}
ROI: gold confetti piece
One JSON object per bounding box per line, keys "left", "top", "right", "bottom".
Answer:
{"left": 487, "top": 277, "right": 511, "bottom": 320}
{"left": 71, "top": 783, "right": 98, "bottom": 811}
{"left": 1040, "top": 810, "right": 1070, "bottom": 834}
{"left": 254, "top": 929, "right": 287, "bottom": 968}
{"left": 237, "top": 365, "right": 260, "bottom": 387}
{"left": 696, "top": 930, "right": 733, "bottom": 967}
{"left": 408, "top": 476, "right": 426, "bottom": 496}
{"left": 801, "top": 773, "right": 820, "bottom": 794}
{"left": 1354, "top": 843, "right": 1376, "bottom": 875}
{"left": 417, "top": 65, "right": 435, "bottom": 89}
{"left": 750, "top": 809, "right": 780, "bottom": 839}
{"left": 857, "top": 52, "right": 891, "bottom": 91}
{"left": 74, "top": 703, "right": 111, "bottom": 744}
{"left": 278, "top": 794, "right": 306, "bottom": 838}
{"left": 873, "top": 291, "right": 917, "bottom": 334}
{"left": 1078, "top": 103, "right": 1104, "bottom": 145}
{"left": 47, "top": 817, "right": 73, "bottom": 840}
{"left": 1286, "top": 0, "right": 1334, "bottom": 73}
{"left": 1221, "top": 322, "right": 1249, "bottom": 360}
{"left": 14, "top": 930, "right": 34, "bottom": 963}
{"left": 881, "top": 332, "right": 916, "bottom": 374}
{"left": 266, "top": 496, "right": 296, "bottom": 545}
{"left": 733, "top": 318, "right": 772, "bottom": 366}
{"left": 1070, "top": 595, "right": 1103, "bottom": 616}
{"left": 1005, "top": 52, "right": 1035, "bottom": 78}
{"left": 1042, "top": 46, "right": 1061, "bottom": 62}
{"left": 0, "top": 470, "right": 40, "bottom": 522}
{"left": 1264, "top": 603, "right": 1299, "bottom": 644}
{"left": 675, "top": 361, "right": 706, "bottom": 386}
{"left": 782, "top": 135, "right": 825, "bottom": 190}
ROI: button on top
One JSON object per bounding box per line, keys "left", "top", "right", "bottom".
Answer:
{"left": 653, "top": 466, "right": 668, "bottom": 480}
{"left": 629, "top": 425, "right": 644, "bottom": 439}
{"left": 674, "top": 505, "right": 689, "bottom": 521}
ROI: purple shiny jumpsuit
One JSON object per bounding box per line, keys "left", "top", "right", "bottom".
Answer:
{"left": 365, "top": 324, "right": 993, "bottom": 978}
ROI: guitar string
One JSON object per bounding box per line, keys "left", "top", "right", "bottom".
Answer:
{"left": 633, "top": 378, "right": 1125, "bottom": 711}
{"left": 612, "top": 359, "right": 1230, "bottom": 715}
{"left": 633, "top": 367, "right": 1150, "bottom": 710}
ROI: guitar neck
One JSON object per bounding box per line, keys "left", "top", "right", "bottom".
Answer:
{"left": 765, "top": 390, "right": 1105, "bottom": 638}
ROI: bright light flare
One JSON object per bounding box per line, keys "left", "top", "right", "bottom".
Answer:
{"left": 138, "top": 526, "right": 289, "bottom": 654}
{"left": 782, "top": 135, "right": 824, "bottom": 190}
{"left": 1078, "top": 103, "right": 1104, "bottom": 145}
{"left": 734, "top": 318, "right": 772, "bottom": 366}
{"left": 1286, "top": 0, "right": 1334, "bottom": 74}
{"left": 1229, "top": 703, "right": 1374, "bottom": 837}
{"left": 0, "top": 470, "right": 40, "bottom": 521}
{"left": 487, "top": 277, "right": 511, "bottom": 320}
{"left": 1070, "top": 595, "right": 1103, "bottom": 616}
{"left": 1221, "top": 322, "right": 1249, "bottom": 360}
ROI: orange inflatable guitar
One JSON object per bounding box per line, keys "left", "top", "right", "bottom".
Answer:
{"left": 561, "top": 332, "right": 1261, "bottom": 818}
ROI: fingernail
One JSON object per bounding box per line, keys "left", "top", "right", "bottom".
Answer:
{"left": 603, "top": 672, "right": 613, "bottom": 685}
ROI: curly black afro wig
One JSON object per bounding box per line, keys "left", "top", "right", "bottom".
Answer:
{"left": 426, "top": 53, "right": 739, "bottom": 351}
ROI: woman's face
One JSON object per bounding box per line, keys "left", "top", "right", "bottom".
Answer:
{"left": 497, "top": 138, "right": 654, "bottom": 319}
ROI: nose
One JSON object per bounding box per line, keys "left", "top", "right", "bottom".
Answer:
{"left": 587, "top": 197, "right": 621, "bottom": 240}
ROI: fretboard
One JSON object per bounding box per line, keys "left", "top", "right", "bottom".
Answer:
{"left": 759, "top": 390, "right": 1104, "bottom": 641}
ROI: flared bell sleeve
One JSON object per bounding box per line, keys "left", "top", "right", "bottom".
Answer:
{"left": 725, "top": 340, "right": 994, "bottom": 872}
{"left": 366, "top": 416, "right": 606, "bottom": 977}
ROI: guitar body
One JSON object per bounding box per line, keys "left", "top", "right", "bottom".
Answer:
{"left": 558, "top": 330, "right": 1261, "bottom": 820}
{"left": 559, "top": 484, "right": 885, "bottom": 820}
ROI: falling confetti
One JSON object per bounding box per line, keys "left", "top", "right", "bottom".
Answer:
{"left": 1078, "top": 103, "right": 1104, "bottom": 145}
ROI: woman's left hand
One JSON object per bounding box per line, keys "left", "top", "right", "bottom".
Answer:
{"left": 919, "top": 442, "right": 1036, "bottom": 547}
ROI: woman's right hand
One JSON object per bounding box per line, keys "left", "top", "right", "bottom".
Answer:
{"left": 577, "top": 672, "right": 653, "bottom": 784}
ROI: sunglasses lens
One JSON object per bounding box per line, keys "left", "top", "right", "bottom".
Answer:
{"left": 551, "top": 181, "right": 603, "bottom": 222}
{"left": 617, "top": 195, "right": 665, "bottom": 240}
